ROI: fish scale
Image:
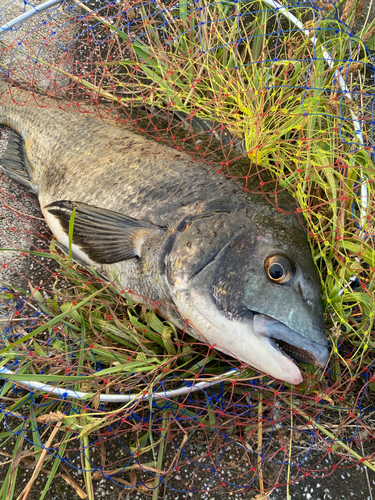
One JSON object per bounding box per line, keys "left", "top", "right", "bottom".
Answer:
{"left": 1, "top": 86, "right": 243, "bottom": 222}
{"left": 0, "top": 81, "right": 329, "bottom": 384}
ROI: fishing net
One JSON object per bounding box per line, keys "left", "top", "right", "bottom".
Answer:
{"left": 0, "top": 0, "right": 375, "bottom": 497}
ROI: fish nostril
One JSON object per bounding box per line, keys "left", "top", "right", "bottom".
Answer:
{"left": 298, "top": 282, "right": 313, "bottom": 306}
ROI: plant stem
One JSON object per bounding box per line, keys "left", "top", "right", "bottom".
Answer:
{"left": 152, "top": 425, "right": 168, "bottom": 500}
{"left": 257, "top": 392, "right": 264, "bottom": 493}
{"left": 281, "top": 397, "right": 375, "bottom": 473}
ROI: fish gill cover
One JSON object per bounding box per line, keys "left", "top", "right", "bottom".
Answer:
{"left": 0, "top": 0, "right": 374, "bottom": 497}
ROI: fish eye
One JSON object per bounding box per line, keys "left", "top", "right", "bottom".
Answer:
{"left": 264, "top": 255, "right": 295, "bottom": 284}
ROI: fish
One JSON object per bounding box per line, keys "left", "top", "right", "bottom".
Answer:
{"left": 0, "top": 80, "right": 329, "bottom": 384}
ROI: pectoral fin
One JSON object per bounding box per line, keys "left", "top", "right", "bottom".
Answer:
{"left": 45, "top": 200, "right": 164, "bottom": 264}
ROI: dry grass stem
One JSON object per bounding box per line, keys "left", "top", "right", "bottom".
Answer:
{"left": 55, "top": 474, "right": 88, "bottom": 499}
{"left": 362, "top": 25, "right": 375, "bottom": 43}
{"left": 16, "top": 422, "right": 63, "bottom": 500}
{"left": 355, "top": 0, "right": 366, "bottom": 18}
{"left": 340, "top": 62, "right": 362, "bottom": 75}
{"left": 341, "top": 0, "right": 356, "bottom": 22}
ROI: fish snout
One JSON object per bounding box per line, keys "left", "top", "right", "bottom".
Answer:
{"left": 253, "top": 313, "right": 329, "bottom": 369}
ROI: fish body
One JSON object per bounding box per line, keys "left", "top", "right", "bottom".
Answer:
{"left": 0, "top": 83, "right": 329, "bottom": 384}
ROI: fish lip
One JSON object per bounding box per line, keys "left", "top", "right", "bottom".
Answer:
{"left": 262, "top": 336, "right": 303, "bottom": 385}
{"left": 252, "top": 313, "right": 329, "bottom": 369}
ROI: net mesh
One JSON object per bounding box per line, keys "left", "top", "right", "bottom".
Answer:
{"left": 0, "top": 0, "right": 375, "bottom": 497}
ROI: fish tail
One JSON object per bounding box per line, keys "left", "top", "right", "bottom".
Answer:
{"left": 0, "top": 75, "right": 9, "bottom": 98}
{"left": 0, "top": 76, "right": 11, "bottom": 125}
{"left": 0, "top": 76, "right": 36, "bottom": 192}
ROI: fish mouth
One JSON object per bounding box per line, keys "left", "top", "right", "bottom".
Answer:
{"left": 253, "top": 313, "right": 329, "bottom": 370}
{"left": 181, "top": 287, "right": 328, "bottom": 385}
{"left": 271, "top": 337, "right": 317, "bottom": 364}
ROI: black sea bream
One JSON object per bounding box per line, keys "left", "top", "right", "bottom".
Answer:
{"left": 0, "top": 82, "right": 328, "bottom": 384}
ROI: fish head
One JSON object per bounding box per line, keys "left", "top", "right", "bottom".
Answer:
{"left": 165, "top": 209, "right": 328, "bottom": 384}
